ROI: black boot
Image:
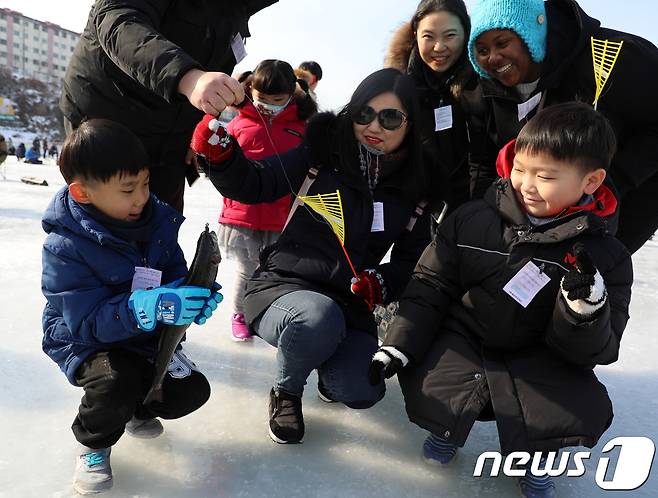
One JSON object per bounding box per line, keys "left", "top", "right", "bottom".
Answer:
{"left": 268, "top": 388, "right": 304, "bottom": 444}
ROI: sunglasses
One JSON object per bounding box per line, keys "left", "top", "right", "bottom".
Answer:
{"left": 352, "top": 105, "right": 408, "bottom": 131}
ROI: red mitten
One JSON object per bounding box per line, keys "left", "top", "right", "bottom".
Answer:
{"left": 350, "top": 269, "right": 387, "bottom": 311}
{"left": 190, "top": 114, "right": 234, "bottom": 164}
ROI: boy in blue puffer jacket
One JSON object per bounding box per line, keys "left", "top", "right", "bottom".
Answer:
{"left": 41, "top": 119, "right": 223, "bottom": 495}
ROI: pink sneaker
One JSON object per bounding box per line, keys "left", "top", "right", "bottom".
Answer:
{"left": 231, "top": 313, "right": 252, "bottom": 341}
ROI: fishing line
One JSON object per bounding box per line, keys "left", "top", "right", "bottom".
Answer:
{"left": 241, "top": 93, "right": 329, "bottom": 227}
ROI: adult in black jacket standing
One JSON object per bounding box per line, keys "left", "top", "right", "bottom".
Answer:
{"left": 60, "top": 0, "right": 277, "bottom": 213}
{"left": 385, "top": 0, "right": 475, "bottom": 216}
{"left": 191, "top": 68, "right": 432, "bottom": 445}
{"left": 463, "top": 0, "right": 658, "bottom": 253}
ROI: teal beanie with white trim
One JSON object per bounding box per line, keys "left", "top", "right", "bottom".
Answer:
{"left": 468, "top": 0, "right": 547, "bottom": 78}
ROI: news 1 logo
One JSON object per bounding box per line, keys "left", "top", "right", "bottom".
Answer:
{"left": 473, "top": 437, "right": 655, "bottom": 490}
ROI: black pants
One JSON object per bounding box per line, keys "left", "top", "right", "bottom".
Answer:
{"left": 72, "top": 350, "right": 210, "bottom": 449}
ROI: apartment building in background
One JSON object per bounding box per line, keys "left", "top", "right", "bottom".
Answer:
{"left": 0, "top": 8, "right": 80, "bottom": 85}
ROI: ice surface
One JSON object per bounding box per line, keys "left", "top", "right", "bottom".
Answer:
{"left": 0, "top": 156, "right": 656, "bottom": 497}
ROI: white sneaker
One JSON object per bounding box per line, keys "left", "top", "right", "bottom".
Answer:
{"left": 125, "top": 416, "right": 164, "bottom": 438}
{"left": 73, "top": 446, "right": 112, "bottom": 495}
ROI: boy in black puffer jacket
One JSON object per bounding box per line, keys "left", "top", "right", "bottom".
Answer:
{"left": 371, "top": 102, "right": 633, "bottom": 498}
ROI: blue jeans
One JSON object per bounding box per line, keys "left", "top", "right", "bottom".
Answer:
{"left": 253, "top": 290, "right": 385, "bottom": 408}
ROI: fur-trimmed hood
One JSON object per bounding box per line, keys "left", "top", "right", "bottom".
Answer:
{"left": 384, "top": 22, "right": 415, "bottom": 72}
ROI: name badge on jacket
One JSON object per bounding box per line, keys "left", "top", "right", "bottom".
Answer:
{"left": 503, "top": 261, "right": 550, "bottom": 307}
{"left": 434, "top": 105, "right": 453, "bottom": 131}
{"left": 231, "top": 33, "right": 247, "bottom": 64}
{"left": 131, "top": 267, "right": 162, "bottom": 291}
{"left": 371, "top": 202, "right": 385, "bottom": 232}
{"left": 518, "top": 93, "right": 542, "bottom": 121}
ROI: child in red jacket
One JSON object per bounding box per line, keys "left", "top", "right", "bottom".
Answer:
{"left": 220, "top": 59, "right": 317, "bottom": 340}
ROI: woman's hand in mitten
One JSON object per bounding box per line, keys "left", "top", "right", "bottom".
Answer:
{"left": 190, "top": 114, "right": 234, "bottom": 164}
{"left": 350, "top": 269, "right": 387, "bottom": 311}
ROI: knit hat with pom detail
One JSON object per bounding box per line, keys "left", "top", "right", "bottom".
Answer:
{"left": 467, "top": 0, "right": 547, "bottom": 78}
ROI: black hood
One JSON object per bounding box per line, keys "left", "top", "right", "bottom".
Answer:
{"left": 541, "top": 0, "right": 601, "bottom": 89}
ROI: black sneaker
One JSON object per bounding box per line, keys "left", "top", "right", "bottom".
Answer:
{"left": 268, "top": 388, "right": 304, "bottom": 444}
{"left": 317, "top": 378, "right": 336, "bottom": 403}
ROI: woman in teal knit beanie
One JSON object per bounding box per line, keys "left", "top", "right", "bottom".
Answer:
{"left": 468, "top": 0, "right": 546, "bottom": 82}
{"left": 462, "top": 0, "right": 658, "bottom": 255}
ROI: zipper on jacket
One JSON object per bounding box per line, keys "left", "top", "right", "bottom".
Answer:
{"left": 515, "top": 225, "right": 532, "bottom": 239}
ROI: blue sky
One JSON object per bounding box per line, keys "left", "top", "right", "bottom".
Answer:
{"left": 1, "top": 0, "right": 656, "bottom": 110}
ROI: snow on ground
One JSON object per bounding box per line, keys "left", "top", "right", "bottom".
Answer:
{"left": 0, "top": 155, "right": 656, "bottom": 497}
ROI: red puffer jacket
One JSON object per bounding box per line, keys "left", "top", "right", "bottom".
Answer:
{"left": 220, "top": 100, "right": 305, "bottom": 231}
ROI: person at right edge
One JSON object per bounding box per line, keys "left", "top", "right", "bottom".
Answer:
{"left": 371, "top": 103, "right": 632, "bottom": 497}
{"left": 463, "top": 0, "right": 658, "bottom": 254}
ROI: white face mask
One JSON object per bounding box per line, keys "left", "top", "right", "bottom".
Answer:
{"left": 253, "top": 96, "right": 292, "bottom": 118}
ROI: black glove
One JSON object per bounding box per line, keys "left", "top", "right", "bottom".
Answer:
{"left": 368, "top": 346, "right": 409, "bottom": 385}
{"left": 561, "top": 244, "right": 607, "bottom": 316}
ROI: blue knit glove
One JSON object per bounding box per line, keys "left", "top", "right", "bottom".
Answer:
{"left": 195, "top": 283, "right": 223, "bottom": 325}
{"left": 129, "top": 285, "right": 212, "bottom": 332}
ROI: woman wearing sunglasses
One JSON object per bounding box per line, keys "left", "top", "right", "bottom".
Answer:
{"left": 191, "top": 68, "right": 431, "bottom": 444}
{"left": 386, "top": 0, "right": 475, "bottom": 214}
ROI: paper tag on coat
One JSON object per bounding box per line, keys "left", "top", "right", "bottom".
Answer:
{"left": 503, "top": 261, "right": 550, "bottom": 307}
{"left": 371, "top": 202, "right": 385, "bottom": 232}
{"left": 131, "top": 267, "right": 162, "bottom": 291}
{"left": 230, "top": 33, "right": 247, "bottom": 64}
{"left": 434, "top": 105, "right": 453, "bottom": 131}
{"left": 517, "top": 92, "right": 542, "bottom": 121}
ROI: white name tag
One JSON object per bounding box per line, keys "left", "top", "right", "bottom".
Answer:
{"left": 434, "top": 105, "right": 453, "bottom": 131}
{"left": 517, "top": 92, "right": 542, "bottom": 121}
{"left": 371, "top": 202, "right": 385, "bottom": 232}
{"left": 131, "top": 267, "right": 162, "bottom": 291}
{"left": 503, "top": 261, "right": 551, "bottom": 308}
{"left": 231, "top": 33, "right": 247, "bottom": 64}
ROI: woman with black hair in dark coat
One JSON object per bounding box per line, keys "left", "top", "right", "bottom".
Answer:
{"left": 191, "top": 68, "right": 433, "bottom": 444}
{"left": 385, "top": 0, "right": 476, "bottom": 217}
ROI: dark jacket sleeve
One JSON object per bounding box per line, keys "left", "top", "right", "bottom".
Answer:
{"left": 377, "top": 210, "right": 432, "bottom": 303}
{"left": 462, "top": 85, "right": 500, "bottom": 199}
{"left": 245, "top": 0, "right": 278, "bottom": 16}
{"left": 93, "top": 0, "right": 202, "bottom": 103}
{"left": 544, "top": 244, "right": 633, "bottom": 367}
{"left": 599, "top": 33, "right": 658, "bottom": 196}
{"left": 41, "top": 242, "right": 143, "bottom": 344}
{"left": 205, "top": 144, "right": 309, "bottom": 204}
{"left": 382, "top": 212, "right": 462, "bottom": 362}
